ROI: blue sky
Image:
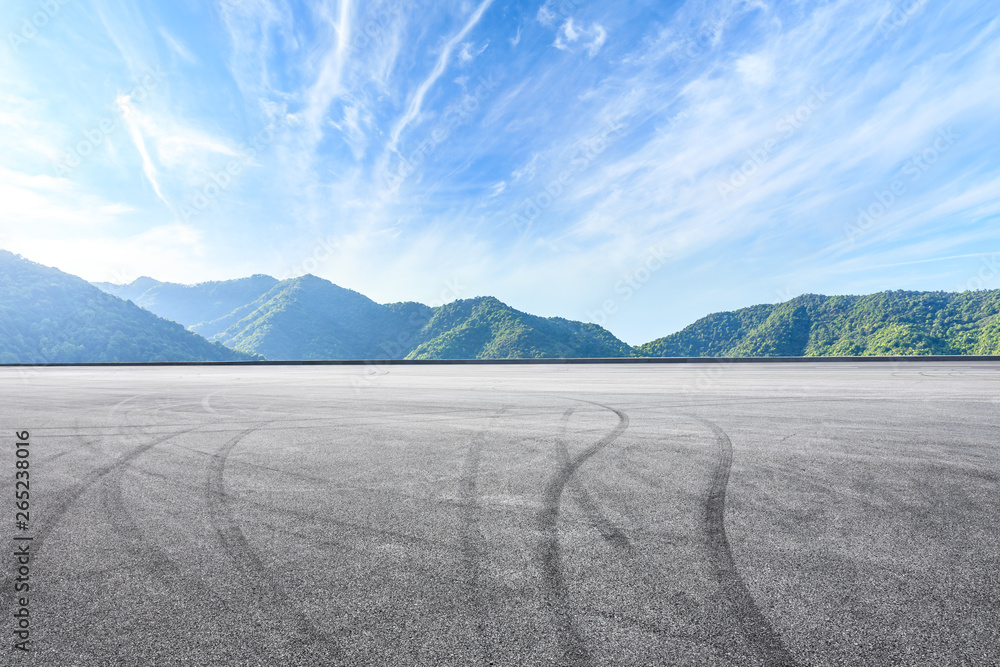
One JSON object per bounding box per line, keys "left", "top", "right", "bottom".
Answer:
{"left": 1, "top": 0, "right": 998, "bottom": 344}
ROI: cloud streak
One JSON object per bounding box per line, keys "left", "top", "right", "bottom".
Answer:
{"left": 387, "top": 0, "right": 494, "bottom": 152}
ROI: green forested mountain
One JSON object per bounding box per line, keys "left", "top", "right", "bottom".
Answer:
{"left": 0, "top": 251, "right": 257, "bottom": 363}
{"left": 637, "top": 291, "right": 1000, "bottom": 357}
{"left": 205, "top": 276, "right": 632, "bottom": 359}
{"left": 60, "top": 259, "right": 1000, "bottom": 360}
{"left": 405, "top": 297, "right": 634, "bottom": 359}
{"left": 93, "top": 274, "right": 278, "bottom": 329}
{"left": 206, "top": 275, "right": 432, "bottom": 359}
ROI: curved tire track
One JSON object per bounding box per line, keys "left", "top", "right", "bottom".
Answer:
{"left": 457, "top": 406, "right": 509, "bottom": 664}
{"left": 205, "top": 424, "right": 333, "bottom": 653}
{"left": 539, "top": 403, "right": 630, "bottom": 667}
{"left": 98, "top": 429, "right": 255, "bottom": 632}
{"left": 0, "top": 421, "right": 205, "bottom": 616}
{"left": 695, "top": 417, "right": 799, "bottom": 667}
{"left": 556, "top": 410, "right": 633, "bottom": 553}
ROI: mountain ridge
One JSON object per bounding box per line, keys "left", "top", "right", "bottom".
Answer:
{"left": 33, "top": 263, "right": 1000, "bottom": 361}
{"left": 0, "top": 251, "right": 258, "bottom": 363}
{"left": 94, "top": 274, "right": 279, "bottom": 330}
{"left": 638, "top": 290, "right": 1000, "bottom": 357}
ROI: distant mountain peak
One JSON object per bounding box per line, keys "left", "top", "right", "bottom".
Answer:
{"left": 0, "top": 252, "right": 256, "bottom": 363}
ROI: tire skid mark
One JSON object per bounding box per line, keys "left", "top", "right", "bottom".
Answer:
{"left": 539, "top": 403, "right": 630, "bottom": 667}
{"left": 457, "top": 405, "right": 509, "bottom": 664}
{"left": 556, "top": 412, "right": 632, "bottom": 553}
{"left": 99, "top": 440, "right": 248, "bottom": 628}
{"left": 127, "top": 452, "right": 511, "bottom": 544}
{"left": 205, "top": 424, "right": 334, "bottom": 653}
{"left": 108, "top": 391, "right": 155, "bottom": 419}
{"left": 105, "top": 461, "right": 450, "bottom": 550}
{"left": 0, "top": 423, "right": 205, "bottom": 614}
{"left": 694, "top": 417, "right": 799, "bottom": 667}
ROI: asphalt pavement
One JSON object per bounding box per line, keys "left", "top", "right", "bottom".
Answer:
{"left": 1, "top": 362, "right": 998, "bottom": 665}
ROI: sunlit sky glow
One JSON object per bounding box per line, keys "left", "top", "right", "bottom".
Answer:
{"left": 1, "top": 0, "right": 998, "bottom": 344}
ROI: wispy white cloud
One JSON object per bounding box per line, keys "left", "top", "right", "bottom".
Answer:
{"left": 158, "top": 27, "right": 197, "bottom": 64}
{"left": 553, "top": 18, "right": 607, "bottom": 57}
{"left": 219, "top": 0, "right": 297, "bottom": 95}
{"left": 303, "top": 0, "right": 354, "bottom": 141}
{"left": 511, "top": 153, "right": 540, "bottom": 183}
{"left": 0, "top": 167, "right": 133, "bottom": 227}
{"left": 331, "top": 104, "right": 371, "bottom": 159}
{"left": 536, "top": 4, "right": 557, "bottom": 27}
{"left": 386, "top": 0, "right": 494, "bottom": 152}
{"left": 116, "top": 93, "right": 171, "bottom": 211}
{"left": 458, "top": 39, "right": 489, "bottom": 64}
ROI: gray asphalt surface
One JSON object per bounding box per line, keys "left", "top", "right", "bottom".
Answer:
{"left": 1, "top": 362, "right": 998, "bottom": 666}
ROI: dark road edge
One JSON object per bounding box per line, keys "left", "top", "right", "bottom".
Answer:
{"left": 4, "top": 355, "right": 1000, "bottom": 367}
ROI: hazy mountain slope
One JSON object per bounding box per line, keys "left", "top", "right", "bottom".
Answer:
{"left": 637, "top": 291, "right": 1000, "bottom": 357}
{"left": 86, "top": 264, "right": 1000, "bottom": 360}
{"left": 210, "top": 275, "right": 427, "bottom": 360}
{"left": 93, "top": 274, "right": 278, "bottom": 328}
{"left": 191, "top": 298, "right": 269, "bottom": 340}
{"left": 205, "top": 276, "right": 633, "bottom": 360}
{"left": 0, "top": 251, "right": 256, "bottom": 363}
{"left": 405, "top": 297, "right": 635, "bottom": 359}
{"left": 376, "top": 301, "right": 436, "bottom": 357}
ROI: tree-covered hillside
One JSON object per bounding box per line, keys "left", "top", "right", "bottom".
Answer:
{"left": 207, "top": 275, "right": 433, "bottom": 360}
{"left": 203, "top": 276, "right": 633, "bottom": 360}
{"left": 637, "top": 291, "right": 1000, "bottom": 357}
{"left": 85, "top": 264, "right": 1000, "bottom": 360}
{"left": 0, "top": 251, "right": 257, "bottom": 363}
{"left": 405, "top": 297, "right": 634, "bottom": 359}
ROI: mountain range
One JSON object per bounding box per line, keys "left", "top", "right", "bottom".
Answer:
{"left": 0, "top": 250, "right": 255, "bottom": 363}
{"left": 637, "top": 291, "right": 1000, "bottom": 357}
{"left": 96, "top": 271, "right": 632, "bottom": 360}
{"left": 2, "top": 250, "right": 1000, "bottom": 363}
{"left": 94, "top": 273, "right": 279, "bottom": 332}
